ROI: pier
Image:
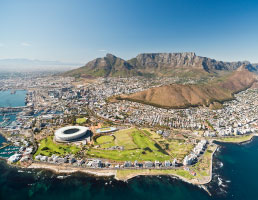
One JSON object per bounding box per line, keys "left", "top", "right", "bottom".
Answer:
{"left": 0, "top": 143, "right": 10, "bottom": 150}
{"left": 0, "top": 106, "right": 28, "bottom": 115}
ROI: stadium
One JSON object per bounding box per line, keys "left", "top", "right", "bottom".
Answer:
{"left": 54, "top": 126, "right": 91, "bottom": 142}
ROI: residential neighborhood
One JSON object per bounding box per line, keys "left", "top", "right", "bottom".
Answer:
{"left": 0, "top": 74, "right": 257, "bottom": 174}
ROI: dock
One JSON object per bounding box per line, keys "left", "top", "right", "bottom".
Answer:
{"left": 0, "top": 143, "right": 10, "bottom": 150}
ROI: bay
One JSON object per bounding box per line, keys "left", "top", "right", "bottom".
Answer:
{"left": 0, "top": 90, "right": 27, "bottom": 107}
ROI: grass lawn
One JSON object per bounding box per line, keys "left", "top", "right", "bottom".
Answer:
{"left": 87, "top": 129, "right": 171, "bottom": 161}
{"left": 96, "top": 135, "right": 115, "bottom": 144}
{"left": 168, "top": 141, "right": 194, "bottom": 161}
{"left": 95, "top": 135, "right": 115, "bottom": 148}
{"left": 94, "top": 128, "right": 138, "bottom": 149}
{"left": 143, "top": 128, "right": 194, "bottom": 162}
{"left": 34, "top": 136, "right": 80, "bottom": 157}
{"left": 87, "top": 148, "right": 170, "bottom": 162}
{"left": 191, "top": 145, "right": 216, "bottom": 178}
{"left": 215, "top": 134, "right": 253, "bottom": 143}
{"left": 114, "top": 128, "right": 138, "bottom": 149}
{"left": 76, "top": 118, "right": 87, "bottom": 124}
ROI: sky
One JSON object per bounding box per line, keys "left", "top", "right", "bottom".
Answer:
{"left": 0, "top": 0, "right": 258, "bottom": 63}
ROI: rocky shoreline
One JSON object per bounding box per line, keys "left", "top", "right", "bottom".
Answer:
{"left": 213, "top": 133, "right": 257, "bottom": 144}
{"left": 24, "top": 134, "right": 257, "bottom": 184}
{"left": 1, "top": 134, "right": 256, "bottom": 190}
{"left": 27, "top": 163, "right": 117, "bottom": 178}
{"left": 26, "top": 162, "right": 207, "bottom": 184}
{"left": 26, "top": 145, "right": 218, "bottom": 185}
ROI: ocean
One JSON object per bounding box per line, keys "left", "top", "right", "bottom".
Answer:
{"left": 0, "top": 90, "right": 27, "bottom": 126}
{"left": 0, "top": 138, "right": 258, "bottom": 200}
{"left": 1, "top": 89, "right": 258, "bottom": 200}
{"left": 0, "top": 90, "right": 27, "bottom": 108}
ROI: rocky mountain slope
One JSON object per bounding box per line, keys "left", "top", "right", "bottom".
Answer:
{"left": 63, "top": 54, "right": 140, "bottom": 78}
{"left": 129, "top": 52, "right": 250, "bottom": 72}
{"left": 63, "top": 52, "right": 257, "bottom": 78}
{"left": 117, "top": 67, "right": 257, "bottom": 109}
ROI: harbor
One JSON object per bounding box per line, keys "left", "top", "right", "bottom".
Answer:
{"left": 0, "top": 134, "right": 20, "bottom": 159}
{"left": 0, "top": 90, "right": 28, "bottom": 159}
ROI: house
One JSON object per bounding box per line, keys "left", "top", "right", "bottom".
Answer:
{"left": 8, "top": 153, "right": 22, "bottom": 163}
{"left": 77, "top": 159, "right": 85, "bottom": 166}
{"left": 53, "top": 155, "right": 59, "bottom": 163}
{"left": 35, "top": 155, "right": 42, "bottom": 161}
{"left": 172, "top": 158, "right": 177, "bottom": 167}
{"left": 124, "top": 161, "right": 132, "bottom": 168}
{"left": 69, "top": 157, "right": 76, "bottom": 164}
{"left": 164, "top": 160, "right": 171, "bottom": 167}
{"left": 40, "top": 156, "right": 48, "bottom": 162}
{"left": 63, "top": 156, "right": 69, "bottom": 163}
{"left": 144, "top": 161, "right": 153, "bottom": 168}
{"left": 47, "top": 157, "right": 53, "bottom": 163}
{"left": 105, "top": 161, "right": 111, "bottom": 168}
{"left": 57, "top": 157, "right": 65, "bottom": 163}
{"left": 156, "top": 130, "right": 163, "bottom": 135}
{"left": 155, "top": 160, "right": 160, "bottom": 167}
{"left": 86, "top": 161, "right": 93, "bottom": 167}
{"left": 20, "top": 155, "right": 30, "bottom": 162}
{"left": 91, "top": 159, "right": 102, "bottom": 168}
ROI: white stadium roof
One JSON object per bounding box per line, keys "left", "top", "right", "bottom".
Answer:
{"left": 55, "top": 126, "right": 90, "bottom": 141}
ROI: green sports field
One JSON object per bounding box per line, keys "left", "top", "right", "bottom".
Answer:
{"left": 76, "top": 117, "right": 87, "bottom": 124}
{"left": 87, "top": 128, "right": 171, "bottom": 162}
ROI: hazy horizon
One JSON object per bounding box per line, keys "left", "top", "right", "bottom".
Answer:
{"left": 0, "top": 58, "right": 81, "bottom": 72}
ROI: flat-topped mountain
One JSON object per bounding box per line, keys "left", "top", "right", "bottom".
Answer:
{"left": 63, "top": 52, "right": 257, "bottom": 78}
{"left": 117, "top": 66, "right": 257, "bottom": 109}
{"left": 129, "top": 52, "right": 250, "bottom": 72}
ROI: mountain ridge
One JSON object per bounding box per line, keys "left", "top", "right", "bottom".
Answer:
{"left": 63, "top": 52, "right": 257, "bottom": 78}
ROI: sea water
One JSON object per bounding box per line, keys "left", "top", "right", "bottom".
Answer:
{"left": 0, "top": 90, "right": 27, "bottom": 157}
{"left": 0, "top": 90, "right": 27, "bottom": 107}
{"left": 0, "top": 137, "right": 258, "bottom": 200}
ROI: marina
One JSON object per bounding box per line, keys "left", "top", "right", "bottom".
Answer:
{"left": 0, "top": 134, "right": 20, "bottom": 159}
{"left": 0, "top": 90, "right": 27, "bottom": 159}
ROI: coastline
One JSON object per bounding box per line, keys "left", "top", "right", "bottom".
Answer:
{"left": 26, "top": 162, "right": 204, "bottom": 185}
{"left": 1, "top": 134, "right": 257, "bottom": 188}
{"left": 26, "top": 145, "right": 218, "bottom": 185}
{"left": 25, "top": 134, "right": 257, "bottom": 184}
{"left": 27, "top": 162, "right": 117, "bottom": 178}
{"left": 213, "top": 133, "right": 257, "bottom": 144}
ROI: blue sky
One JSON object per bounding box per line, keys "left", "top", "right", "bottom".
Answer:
{"left": 0, "top": 0, "right": 258, "bottom": 63}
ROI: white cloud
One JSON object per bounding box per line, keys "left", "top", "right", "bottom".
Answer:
{"left": 21, "top": 42, "right": 31, "bottom": 46}
{"left": 98, "top": 49, "right": 107, "bottom": 52}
